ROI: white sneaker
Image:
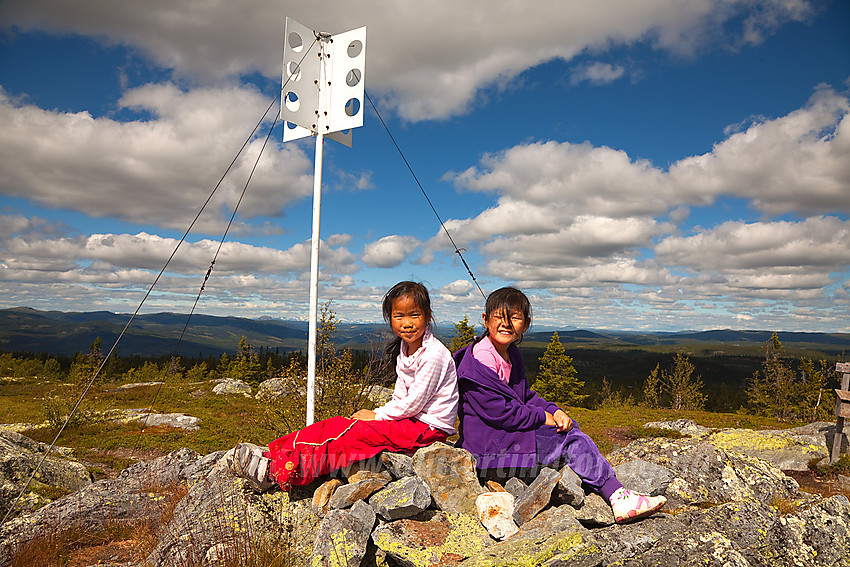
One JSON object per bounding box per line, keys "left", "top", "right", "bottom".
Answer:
{"left": 610, "top": 488, "right": 667, "bottom": 524}
{"left": 232, "top": 443, "right": 275, "bottom": 493}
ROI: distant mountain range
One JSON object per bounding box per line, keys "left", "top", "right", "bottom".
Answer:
{"left": 1, "top": 306, "right": 848, "bottom": 358}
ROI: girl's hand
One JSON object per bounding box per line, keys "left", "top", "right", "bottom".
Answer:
{"left": 551, "top": 409, "right": 573, "bottom": 432}
{"left": 351, "top": 409, "right": 376, "bottom": 421}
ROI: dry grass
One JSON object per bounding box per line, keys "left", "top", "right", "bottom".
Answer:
{"left": 10, "top": 518, "right": 158, "bottom": 567}
{"left": 9, "top": 480, "right": 188, "bottom": 567}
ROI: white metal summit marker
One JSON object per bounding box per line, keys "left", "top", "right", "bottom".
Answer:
{"left": 280, "top": 17, "right": 366, "bottom": 425}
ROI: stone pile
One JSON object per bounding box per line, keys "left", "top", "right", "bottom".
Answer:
{"left": 0, "top": 421, "right": 848, "bottom": 566}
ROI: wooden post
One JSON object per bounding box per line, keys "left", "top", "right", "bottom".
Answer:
{"left": 831, "top": 362, "right": 850, "bottom": 462}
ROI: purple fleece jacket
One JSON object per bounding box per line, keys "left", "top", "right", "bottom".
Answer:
{"left": 453, "top": 340, "right": 560, "bottom": 470}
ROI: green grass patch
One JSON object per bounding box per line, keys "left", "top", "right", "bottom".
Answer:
{"left": 29, "top": 481, "right": 72, "bottom": 501}
{"left": 809, "top": 454, "right": 850, "bottom": 478}
{"left": 625, "top": 425, "right": 685, "bottom": 440}
{"left": 4, "top": 375, "right": 810, "bottom": 473}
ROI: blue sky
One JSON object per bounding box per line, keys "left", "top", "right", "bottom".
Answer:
{"left": 1, "top": 0, "right": 849, "bottom": 332}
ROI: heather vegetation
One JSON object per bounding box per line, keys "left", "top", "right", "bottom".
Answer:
{"left": 0, "top": 310, "right": 844, "bottom": 474}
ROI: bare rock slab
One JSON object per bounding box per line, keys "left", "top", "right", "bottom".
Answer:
{"left": 505, "top": 476, "right": 528, "bottom": 500}
{"left": 313, "top": 478, "right": 344, "bottom": 517}
{"left": 512, "top": 466, "right": 560, "bottom": 525}
{"left": 613, "top": 458, "right": 672, "bottom": 497}
{"left": 381, "top": 451, "right": 415, "bottom": 479}
{"left": 330, "top": 477, "right": 389, "bottom": 509}
{"left": 553, "top": 464, "right": 585, "bottom": 508}
{"left": 574, "top": 493, "right": 615, "bottom": 527}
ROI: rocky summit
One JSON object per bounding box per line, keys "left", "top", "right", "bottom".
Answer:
{"left": 1, "top": 420, "right": 848, "bottom": 566}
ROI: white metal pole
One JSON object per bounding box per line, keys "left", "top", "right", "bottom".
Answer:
{"left": 305, "top": 36, "right": 330, "bottom": 426}
{"left": 305, "top": 132, "right": 323, "bottom": 426}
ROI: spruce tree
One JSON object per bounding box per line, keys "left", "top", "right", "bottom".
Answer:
{"left": 533, "top": 332, "right": 587, "bottom": 406}
{"left": 643, "top": 364, "right": 661, "bottom": 408}
{"left": 662, "top": 352, "right": 706, "bottom": 411}
{"left": 747, "top": 332, "right": 796, "bottom": 420}
{"left": 448, "top": 315, "right": 477, "bottom": 352}
{"left": 747, "top": 332, "right": 835, "bottom": 421}
{"left": 642, "top": 354, "right": 705, "bottom": 410}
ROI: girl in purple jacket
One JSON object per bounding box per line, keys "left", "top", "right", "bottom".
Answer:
{"left": 454, "top": 286, "right": 665, "bottom": 524}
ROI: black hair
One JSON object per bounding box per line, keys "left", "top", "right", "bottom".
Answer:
{"left": 481, "top": 286, "right": 532, "bottom": 344}
{"left": 382, "top": 281, "right": 432, "bottom": 359}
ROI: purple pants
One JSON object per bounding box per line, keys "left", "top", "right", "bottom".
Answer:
{"left": 536, "top": 422, "right": 622, "bottom": 501}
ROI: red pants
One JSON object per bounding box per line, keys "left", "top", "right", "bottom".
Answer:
{"left": 266, "top": 416, "right": 447, "bottom": 487}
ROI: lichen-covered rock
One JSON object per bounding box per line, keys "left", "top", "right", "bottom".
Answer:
{"left": 371, "top": 510, "right": 491, "bottom": 567}
{"left": 363, "top": 385, "right": 394, "bottom": 407}
{"left": 606, "top": 529, "right": 749, "bottom": 566}
{"left": 680, "top": 498, "right": 788, "bottom": 566}
{"left": 412, "top": 442, "right": 484, "bottom": 515}
{"left": 462, "top": 526, "right": 599, "bottom": 567}
{"left": 475, "top": 491, "right": 518, "bottom": 540}
{"left": 591, "top": 495, "right": 850, "bottom": 566}
{"left": 212, "top": 379, "right": 253, "bottom": 396}
{"left": 706, "top": 425, "right": 829, "bottom": 471}
{"left": 4, "top": 422, "right": 849, "bottom": 567}
{"left": 588, "top": 512, "right": 685, "bottom": 561}
{"left": 121, "top": 410, "right": 202, "bottom": 431}
{"left": 468, "top": 505, "right": 593, "bottom": 565}
{"left": 119, "top": 446, "right": 221, "bottom": 486}
{"left": 0, "top": 447, "right": 221, "bottom": 566}
{"left": 369, "top": 476, "right": 432, "bottom": 521}
{"left": 345, "top": 458, "right": 392, "bottom": 484}
{"left": 610, "top": 437, "right": 802, "bottom": 508}
{"left": 0, "top": 430, "right": 92, "bottom": 518}
{"left": 521, "top": 504, "right": 585, "bottom": 534}
{"left": 643, "top": 419, "right": 711, "bottom": 437}
{"left": 256, "top": 377, "right": 293, "bottom": 400}
{"left": 1, "top": 477, "right": 168, "bottom": 566}
{"left": 312, "top": 499, "right": 376, "bottom": 567}
{"left": 144, "top": 451, "right": 315, "bottom": 567}
{"left": 512, "top": 466, "right": 560, "bottom": 525}
{"left": 764, "top": 495, "right": 850, "bottom": 566}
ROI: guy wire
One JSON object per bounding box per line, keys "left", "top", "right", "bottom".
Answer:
{"left": 1, "top": 37, "right": 317, "bottom": 524}
{"left": 364, "top": 90, "right": 487, "bottom": 300}
{"left": 132, "top": 112, "right": 282, "bottom": 453}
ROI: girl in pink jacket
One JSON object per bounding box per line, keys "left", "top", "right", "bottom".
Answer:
{"left": 232, "top": 281, "right": 458, "bottom": 491}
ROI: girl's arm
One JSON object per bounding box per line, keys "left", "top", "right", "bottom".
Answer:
{"left": 460, "top": 379, "right": 547, "bottom": 431}
{"left": 373, "top": 354, "right": 453, "bottom": 421}
{"left": 524, "top": 388, "right": 561, "bottom": 415}
{"left": 508, "top": 345, "right": 560, "bottom": 415}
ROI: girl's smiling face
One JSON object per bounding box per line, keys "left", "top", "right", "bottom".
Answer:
{"left": 482, "top": 307, "right": 529, "bottom": 356}
{"left": 390, "top": 294, "right": 427, "bottom": 354}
